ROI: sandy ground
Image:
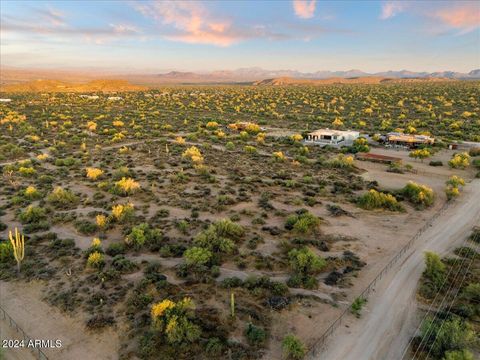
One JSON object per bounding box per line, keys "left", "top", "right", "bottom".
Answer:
{"left": 0, "top": 281, "right": 119, "bottom": 360}
{"left": 315, "top": 178, "right": 480, "bottom": 360}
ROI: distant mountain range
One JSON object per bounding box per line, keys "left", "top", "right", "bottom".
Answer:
{"left": 1, "top": 66, "right": 479, "bottom": 87}
{"left": 144, "top": 67, "right": 480, "bottom": 84}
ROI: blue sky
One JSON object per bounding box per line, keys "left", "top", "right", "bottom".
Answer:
{"left": 1, "top": 0, "right": 479, "bottom": 72}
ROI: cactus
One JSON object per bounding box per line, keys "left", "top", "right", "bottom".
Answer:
{"left": 230, "top": 292, "right": 235, "bottom": 318}
{"left": 9, "top": 228, "right": 25, "bottom": 273}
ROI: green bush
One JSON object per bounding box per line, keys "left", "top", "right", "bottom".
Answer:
{"left": 419, "top": 316, "right": 474, "bottom": 359}
{"left": 351, "top": 297, "right": 367, "bottom": 317}
{"left": 19, "top": 205, "right": 47, "bottom": 224}
{"left": 288, "top": 247, "right": 326, "bottom": 275}
{"left": 184, "top": 247, "right": 212, "bottom": 267}
{"left": 285, "top": 211, "right": 320, "bottom": 234}
{"left": 47, "top": 187, "right": 79, "bottom": 208}
{"left": 244, "top": 323, "right": 266, "bottom": 347}
{"left": 282, "top": 334, "right": 305, "bottom": 360}
{"left": 0, "top": 241, "right": 13, "bottom": 263}
{"left": 125, "top": 223, "right": 162, "bottom": 250}
{"left": 424, "top": 251, "right": 446, "bottom": 291}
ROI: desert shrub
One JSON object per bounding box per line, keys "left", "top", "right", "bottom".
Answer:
{"left": 449, "top": 153, "right": 470, "bottom": 169}
{"left": 409, "top": 148, "right": 431, "bottom": 161}
{"left": 351, "top": 297, "right": 367, "bottom": 318}
{"left": 113, "top": 177, "right": 140, "bottom": 195}
{"left": 244, "top": 323, "right": 266, "bottom": 347}
{"left": 112, "top": 255, "right": 138, "bottom": 273}
{"left": 401, "top": 181, "right": 435, "bottom": 207}
{"left": 423, "top": 252, "right": 446, "bottom": 291}
{"left": 86, "top": 167, "right": 104, "bottom": 180}
{"left": 429, "top": 160, "right": 443, "bottom": 167}
{"left": 469, "top": 147, "right": 480, "bottom": 157}
{"left": 19, "top": 205, "right": 47, "bottom": 223}
{"left": 74, "top": 220, "right": 98, "bottom": 235}
{"left": 357, "top": 189, "right": 403, "bottom": 211}
{"left": 87, "top": 251, "right": 105, "bottom": 269}
{"left": 23, "top": 186, "right": 41, "bottom": 200}
{"left": 285, "top": 210, "right": 320, "bottom": 234}
{"left": 288, "top": 247, "right": 325, "bottom": 276}
{"left": 461, "top": 283, "right": 480, "bottom": 302}
{"left": 0, "top": 241, "right": 13, "bottom": 262}
{"left": 282, "top": 334, "right": 305, "bottom": 360}
{"left": 454, "top": 246, "right": 479, "bottom": 260}
{"left": 125, "top": 223, "right": 162, "bottom": 250}
{"left": 184, "top": 247, "right": 212, "bottom": 267}
{"left": 329, "top": 154, "right": 354, "bottom": 168}
{"left": 106, "top": 242, "right": 126, "bottom": 256}
{"left": 205, "top": 337, "right": 224, "bottom": 355}
{"left": 193, "top": 219, "right": 244, "bottom": 256}
{"left": 47, "top": 187, "right": 79, "bottom": 208}
{"left": 419, "top": 316, "right": 474, "bottom": 359}
{"left": 150, "top": 297, "right": 200, "bottom": 345}
{"left": 352, "top": 137, "right": 370, "bottom": 153}
{"left": 111, "top": 203, "right": 135, "bottom": 223}
{"left": 443, "top": 349, "right": 474, "bottom": 360}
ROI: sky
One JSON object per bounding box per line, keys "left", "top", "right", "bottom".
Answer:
{"left": 1, "top": 0, "right": 479, "bottom": 73}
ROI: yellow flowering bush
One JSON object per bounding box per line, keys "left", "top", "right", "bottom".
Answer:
{"left": 402, "top": 181, "right": 435, "bottom": 207}
{"left": 175, "top": 136, "right": 186, "bottom": 145}
{"left": 182, "top": 146, "right": 204, "bottom": 164}
{"left": 87, "top": 251, "right": 104, "bottom": 268}
{"left": 86, "top": 167, "right": 104, "bottom": 180}
{"left": 96, "top": 214, "right": 107, "bottom": 229}
{"left": 150, "top": 297, "right": 200, "bottom": 345}
{"left": 24, "top": 185, "right": 41, "bottom": 199}
{"left": 86, "top": 121, "right": 97, "bottom": 132}
{"left": 291, "top": 134, "right": 303, "bottom": 142}
{"left": 206, "top": 121, "right": 219, "bottom": 129}
{"left": 111, "top": 203, "right": 134, "bottom": 222}
{"left": 448, "top": 152, "right": 470, "bottom": 169}
{"left": 114, "top": 177, "right": 140, "bottom": 195}
{"left": 273, "top": 151, "right": 286, "bottom": 161}
{"left": 37, "top": 153, "right": 49, "bottom": 161}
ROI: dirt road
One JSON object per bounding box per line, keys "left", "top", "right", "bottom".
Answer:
{"left": 316, "top": 179, "right": 480, "bottom": 360}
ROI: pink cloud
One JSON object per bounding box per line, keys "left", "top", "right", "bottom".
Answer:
{"left": 379, "top": 1, "right": 407, "bottom": 20}
{"left": 293, "top": 0, "right": 316, "bottom": 19}
{"left": 133, "top": 1, "right": 243, "bottom": 46}
{"left": 434, "top": 3, "right": 480, "bottom": 33}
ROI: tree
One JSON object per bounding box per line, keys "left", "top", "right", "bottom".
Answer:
{"left": 443, "top": 349, "right": 474, "bottom": 360}
{"left": 424, "top": 252, "right": 446, "bottom": 290}
{"left": 409, "top": 148, "right": 431, "bottom": 162}
{"left": 419, "top": 316, "right": 473, "bottom": 358}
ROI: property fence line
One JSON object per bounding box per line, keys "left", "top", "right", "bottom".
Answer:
{"left": 0, "top": 305, "right": 49, "bottom": 360}
{"left": 306, "top": 200, "right": 452, "bottom": 358}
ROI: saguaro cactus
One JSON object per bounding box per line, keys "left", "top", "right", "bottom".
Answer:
{"left": 9, "top": 228, "right": 25, "bottom": 273}
{"left": 230, "top": 292, "right": 235, "bottom": 318}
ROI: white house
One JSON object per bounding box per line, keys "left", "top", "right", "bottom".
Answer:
{"left": 304, "top": 129, "right": 360, "bottom": 147}
{"left": 80, "top": 95, "right": 99, "bottom": 100}
{"left": 107, "top": 96, "right": 122, "bottom": 101}
{"left": 0, "top": 98, "right": 12, "bottom": 102}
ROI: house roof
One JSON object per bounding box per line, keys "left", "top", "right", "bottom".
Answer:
{"left": 307, "top": 128, "right": 360, "bottom": 136}
{"left": 387, "top": 132, "right": 434, "bottom": 143}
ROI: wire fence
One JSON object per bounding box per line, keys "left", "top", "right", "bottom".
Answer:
{"left": 0, "top": 305, "right": 49, "bottom": 360}
{"left": 306, "top": 200, "right": 452, "bottom": 358}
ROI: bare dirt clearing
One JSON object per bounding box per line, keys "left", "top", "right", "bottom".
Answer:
{"left": 0, "top": 281, "right": 119, "bottom": 360}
